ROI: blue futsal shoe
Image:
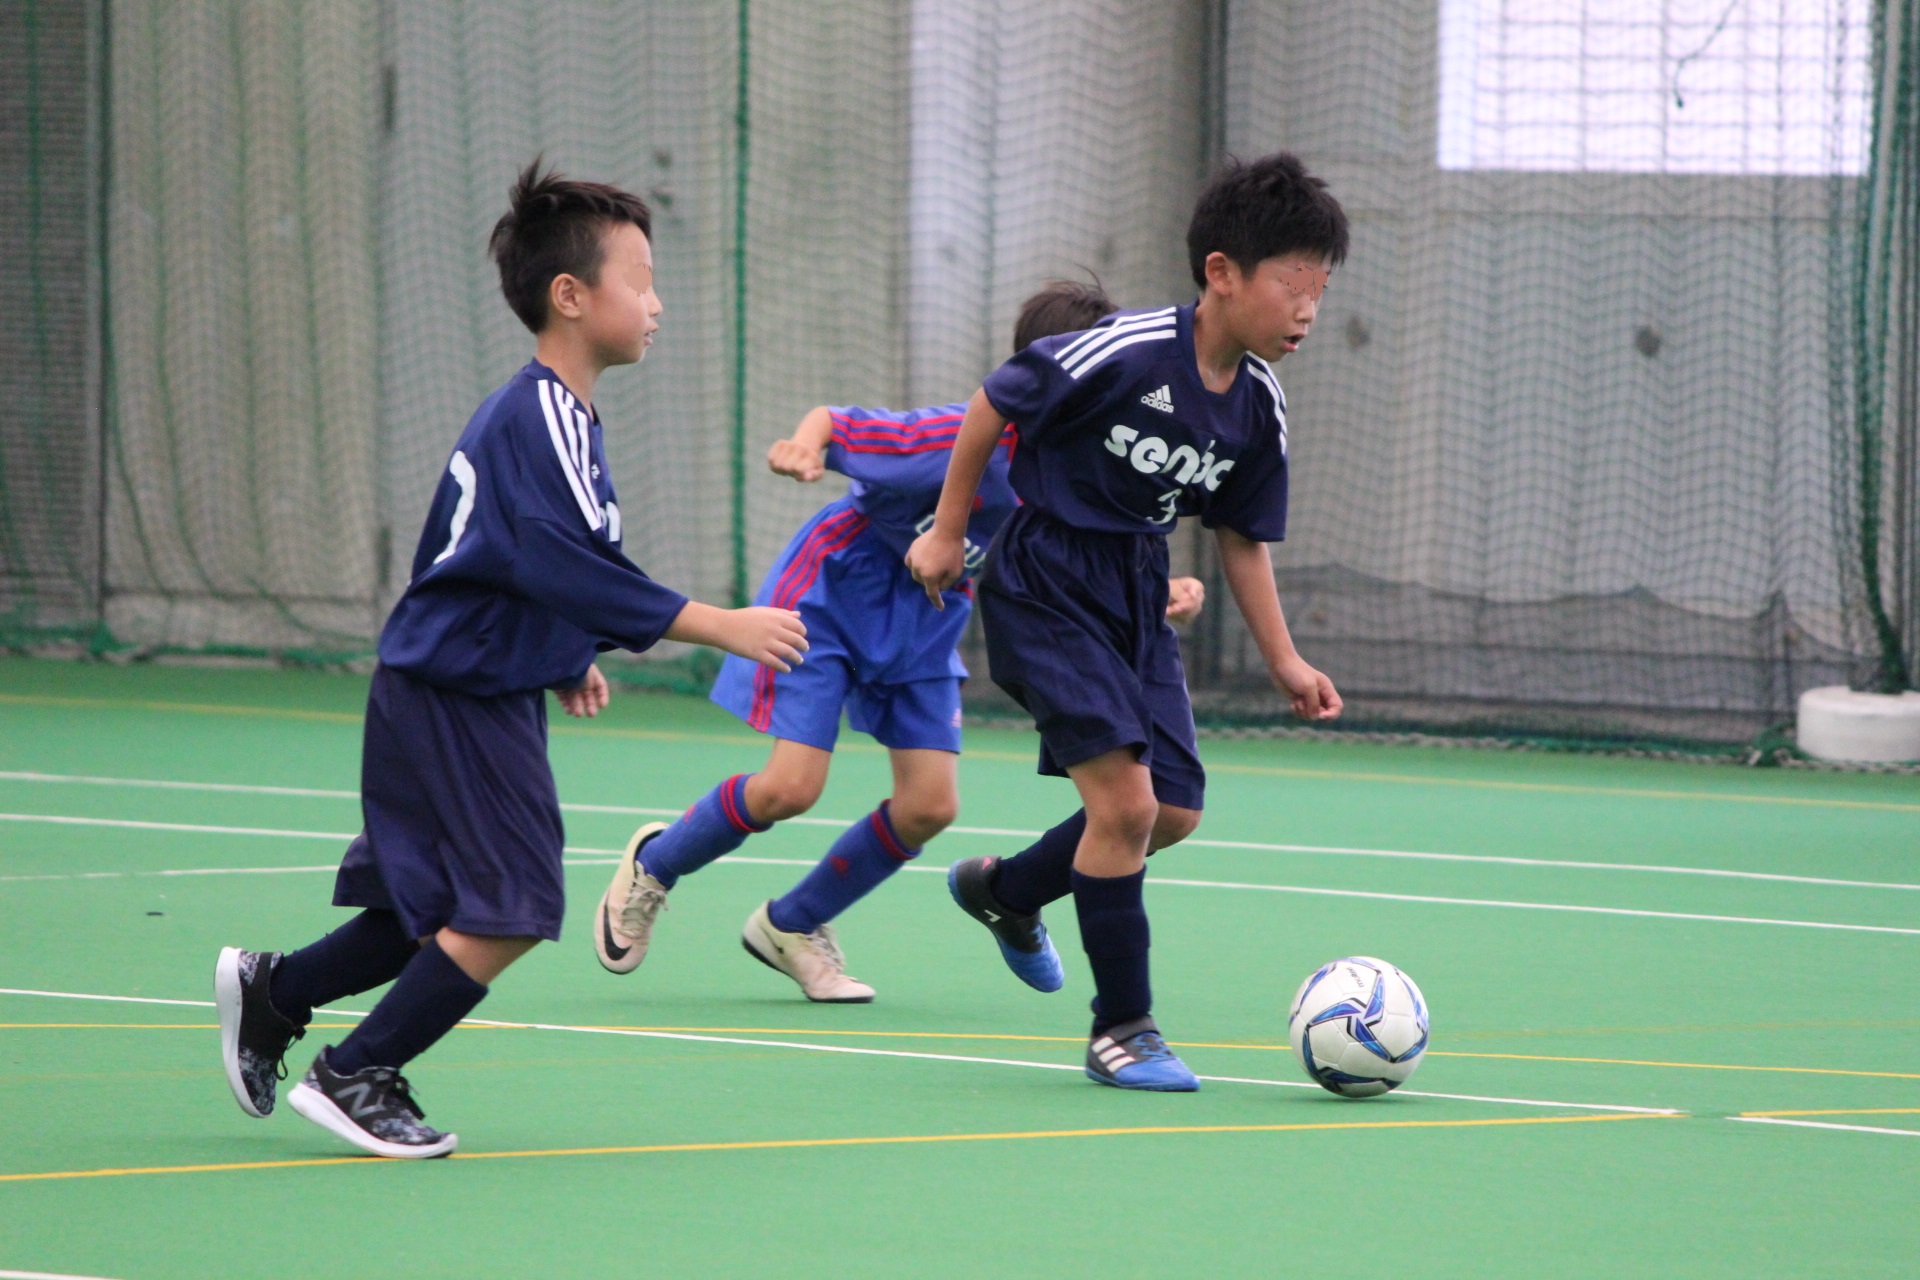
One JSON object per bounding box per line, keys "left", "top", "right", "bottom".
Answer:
{"left": 1085, "top": 1016, "right": 1200, "bottom": 1092}
{"left": 947, "top": 856, "right": 1065, "bottom": 993}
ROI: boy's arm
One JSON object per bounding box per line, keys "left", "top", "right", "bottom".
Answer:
{"left": 904, "top": 388, "right": 1006, "bottom": 607}
{"left": 1215, "top": 527, "right": 1340, "bottom": 720}
{"left": 664, "top": 600, "right": 808, "bottom": 672}
{"left": 767, "top": 406, "right": 834, "bottom": 482}
{"left": 512, "top": 519, "right": 806, "bottom": 671}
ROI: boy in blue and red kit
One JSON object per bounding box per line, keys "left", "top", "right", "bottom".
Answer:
{"left": 211, "top": 162, "right": 807, "bottom": 1157}
{"left": 594, "top": 281, "right": 1205, "bottom": 1000}
{"left": 909, "top": 152, "right": 1348, "bottom": 1090}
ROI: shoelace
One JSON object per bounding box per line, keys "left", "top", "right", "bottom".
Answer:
{"left": 799, "top": 925, "right": 846, "bottom": 969}
{"left": 368, "top": 1067, "right": 428, "bottom": 1121}
{"left": 618, "top": 877, "right": 668, "bottom": 935}
{"left": 1129, "top": 1032, "right": 1176, "bottom": 1062}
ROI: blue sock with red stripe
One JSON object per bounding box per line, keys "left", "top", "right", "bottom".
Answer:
{"left": 767, "top": 802, "right": 919, "bottom": 934}
{"left": 638, "top": 774, "right": 769, "bottom": 889}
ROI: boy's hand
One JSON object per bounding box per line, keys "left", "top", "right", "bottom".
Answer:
{"left": 720, "top": 606, "right": 809, "bottom": 672}
{"left": 767, "top": 438, "right": 826, "bottom": 482}
{"left": 557, "top": 663, "right": 611, "bottom": 718}
{"left": 1273, "top": 654, "right": 1342, "bottom": 721}
{"left": 904, "top": 529, "right": 966, "bottom": 609}
{"left": 1166, "top": 576, "right": 1205, "bottom": 624}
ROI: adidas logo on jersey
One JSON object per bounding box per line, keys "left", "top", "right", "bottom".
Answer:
{"left": 1140, "top": 385, "right": 1175, "bottom": 414}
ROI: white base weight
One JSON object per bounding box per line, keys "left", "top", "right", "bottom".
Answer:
{"left": 1796, "top": 686, "right": 1920, "bottom": 763}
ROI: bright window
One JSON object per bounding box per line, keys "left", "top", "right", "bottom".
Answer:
{"left": 1437, "top": 0, "right": 1874, "bottom": 175}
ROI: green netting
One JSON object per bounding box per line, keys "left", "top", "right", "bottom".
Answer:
{"left": 1, "top": 0, "right": 1915, "bottom": 753}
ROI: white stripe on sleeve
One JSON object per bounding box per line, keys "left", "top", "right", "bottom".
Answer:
{"left": 1064, "top": 326, "right": 1177, "bottom": 379}
{"left": 1053, "top": 307, "right": 1177, "bottom": 367}
{"left": 537, "top": 380, "right": 604, "bottom": 530}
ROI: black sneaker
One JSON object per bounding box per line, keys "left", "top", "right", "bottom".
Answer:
{"left": 946, "top": 856, "right": 1065, "bottom": 992}
{"left": 287, "top": 1047, "right": 457, "bottom": 1158}
{"left": 214, "top": 947, "right": 305, "bottom": 1117}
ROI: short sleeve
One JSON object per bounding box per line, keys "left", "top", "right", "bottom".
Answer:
{"left": 1202, "top": 427, "right": 1290, "bottom": 542}
{"left": 980, "top": 333, "right": 1083, "bottom": 439}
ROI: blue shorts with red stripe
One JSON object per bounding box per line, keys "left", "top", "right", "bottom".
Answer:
{"left": 711, "top": 498, "right": 972, "bottom": 754}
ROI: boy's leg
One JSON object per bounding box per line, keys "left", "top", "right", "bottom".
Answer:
{"left": 767, "top": 749, "right": 952, "bottom": 935}
{"left": 290, "top": 928, "right": 534, "bottom": 1160}
{"left": 748, "top": 751, "right": 952, "bottom": 1000}
{"left": 216, "top": 899, "right": 420, "bottom": 1119}
{"left": 596, "top": 741, "right": 827, "bottom": 974}
{"left": 1067, "top": 748, "right": 1197, "bottom": 1092}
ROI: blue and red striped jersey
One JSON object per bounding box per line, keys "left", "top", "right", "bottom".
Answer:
{"left": 823, "top": 402, "right": 1018, "bottom": 575}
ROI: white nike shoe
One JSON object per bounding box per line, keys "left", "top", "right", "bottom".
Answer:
{"left": 740, "top": 901, "right": 875, "bottom": 1003}
{"left": 594, "top": 822, "right": 670, "bottom": 975}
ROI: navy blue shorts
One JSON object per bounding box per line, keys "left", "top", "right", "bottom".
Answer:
{"left": 333, "top": 665, "right": 567, "bottom": 941}
{"left": 979, "top": 505, "right": 1204, "bottom": 810}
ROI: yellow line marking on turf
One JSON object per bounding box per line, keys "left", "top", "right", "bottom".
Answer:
{"left": 0, "top": 692, "right": 363, "bottom": 724}
{"left": 0, "top": 1112, "right": 1678, "bottom": 1184}
{"left": 4, "top": 692, "right": 1915, "bottom": 812}
{"left": 0, "top": 1023, "right": 359, "bottom": 1030}
{"left": 1739, "top": 1108, "right": 1920, "bottom": 1118}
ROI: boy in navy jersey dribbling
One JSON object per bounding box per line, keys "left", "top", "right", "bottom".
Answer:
{"left": 908, "top": 153, "right": 1347, "bottom": 1090}
{"left": 211, "top": 162, "right": 807, "bottom": 1157}
{"left": 593, "top": 280, "right": 1204, "bottom": 1001}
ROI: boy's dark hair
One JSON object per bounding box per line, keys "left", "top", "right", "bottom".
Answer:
{"left": 489, "top": 159, "right": 652, "bottom": 333}
{"left": 1013, "top": 277, "right": 1117, "bottom": 351}
{"left": 1186, "top": 152, "right": 1348, "bottom": 288}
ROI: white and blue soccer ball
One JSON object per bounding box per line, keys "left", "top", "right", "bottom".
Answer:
{"left": 1287, "top": 956, "right": 1429, "bottom": 1098}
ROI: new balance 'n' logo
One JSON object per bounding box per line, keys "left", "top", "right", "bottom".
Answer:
{"left": 1141, "top": 385, "right": 1175, "bottom": 413}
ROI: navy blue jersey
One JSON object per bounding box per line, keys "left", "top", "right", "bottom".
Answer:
{"left": 825, "top": 403, "right": 1017, "bottom": 576}
{"left": 980, "top": 303, "right": 1290, "bottom": 541}
{"left": 378, "top": 360, "right": 690, "bottom": 696}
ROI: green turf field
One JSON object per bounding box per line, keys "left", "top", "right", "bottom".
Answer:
{"left": 2, "top": 657, "right": 1918, "bottom": 1278}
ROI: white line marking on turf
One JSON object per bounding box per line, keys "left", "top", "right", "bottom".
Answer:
{"left": 0, "top": 1270, "right": 129, "bottom": 1279}
{"left": 1134, "top": 875, "right": 1920, "bottom": 937}
{"left": 6, "top": 771, "right": 1917, "bottom": 895}
{"left": 1728, "top": 1116, "right": 1920, "bottom": 1138}
{"left": 0, "top": 987, "right": 1673, "bottom": 1116}
{"left": 6, "top": 832, "right": 1920, "bottom": 937}
{"left": 0, "top": 813, "right": 354, "bottom": 840}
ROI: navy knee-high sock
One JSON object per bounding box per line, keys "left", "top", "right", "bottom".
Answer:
{"left": 327, "top": 939, "right": 488, "bottom": 1076}
{"left": 989, "top": 810, "right": 1087, "bottom": 915}
{"left": 1072, "top": 868, "right": 1151, "bottom": 1034}
{"left": 268, "top": 909, "right": 419, "bottom": 1027}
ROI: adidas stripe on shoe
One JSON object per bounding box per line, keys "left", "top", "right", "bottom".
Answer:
{"left": 1084, "top": 1016, "right": 1199, "bottom": 1092}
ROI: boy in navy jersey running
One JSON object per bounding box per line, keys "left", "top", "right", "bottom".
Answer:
{"left": 908, "top": 153, "right": 1347, "bottom": 1091}
{"left": 212, "top": 162, "right": 806, "bottom": 1157}
{"left": 594, "top": 280, "right": 1204, "bottom": 1000}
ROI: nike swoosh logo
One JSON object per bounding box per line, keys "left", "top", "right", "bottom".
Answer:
{"left": 600, "top": 904, "right": 631, "bottom": 961}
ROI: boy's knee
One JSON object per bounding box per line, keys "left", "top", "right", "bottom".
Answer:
{"left": 1088, "top": 795, "right": 1159, "bottom": 847}
{"left": 745, "top": 773, "right": 822, "bottom": 823}
{"left": 1149, "top": 805, "right": 1201, "bottom": 852}
{"left": 888, "top": 794, "right": 957, "bottom": 846}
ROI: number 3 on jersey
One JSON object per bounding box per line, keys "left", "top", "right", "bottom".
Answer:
{"left": 1152, "top": 488, "right": 1180, "bottom": 526}
{"left": 433, "top": 451, "right": 477, "bottom": 564}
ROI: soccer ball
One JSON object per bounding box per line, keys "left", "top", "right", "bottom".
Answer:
{"left": 1287, "top": 956, "right": 1429, "bottom": 1097}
